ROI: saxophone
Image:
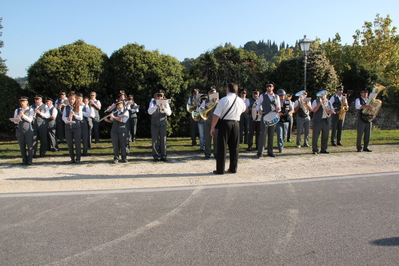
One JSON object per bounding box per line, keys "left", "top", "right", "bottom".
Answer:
{"left": 361, "top": 83, "right": 385, "bottom": 122}
{"left": 338, "top": 93, "right": 349, "bottom": 120}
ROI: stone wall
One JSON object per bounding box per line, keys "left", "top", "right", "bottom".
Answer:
{"left": 343, "top": 107, "right": 399, "bottom": 129}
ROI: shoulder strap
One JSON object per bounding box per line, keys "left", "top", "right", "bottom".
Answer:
{"left": 220, "top": 95, "right": 237, "bottom": 121}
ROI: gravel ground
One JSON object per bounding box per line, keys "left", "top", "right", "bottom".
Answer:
{"left": 0, "top": 144, "right": 398, "bottom": 194}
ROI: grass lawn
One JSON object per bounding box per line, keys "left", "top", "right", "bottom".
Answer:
{"left": 0, "top": 129, "right": 398, "bottom": 165}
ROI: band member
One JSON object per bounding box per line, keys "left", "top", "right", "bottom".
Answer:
{"left": 76, "top": 94, "right": 89, "bottom": 155}
{"left": 330, "top": 85, "right": 348, "bottom": 146}
{"left": 294, "top": 90, "right": 312, "bottom": 148}
{"left": 83, "top": 97, "right": 95, "bottom": 150}
{"left": 62, "top": 92, "right": 83, "bottom": 163}
{"left": 196, "top": 95, "right": 208, "bottom": 151}
{"left": 106, "top": 90, "right": 127, "bottom": 113}
{"left": 55, "top": 90, "right": 67, "bottom": 144}
{"left": 247, "top": 90, "right": 261, "bottom": 151}
{"left": 202, "top": 86, "right": 218, "bottom": 159}
{"left": 126, "top": 95, "right": 139, "bottom": 142}
{"left": 89, "top": 91, "right": 101, "bottom": 144}
{"left": 311, "top": 90, "right": 335, "bottom": 154}
{"left": 286, "top": 93, "right": 294, "bottom": 142}
{"left": 188, "top": 88, "right": 199, "bottom": 146}
{"left": 256, "top": 82, "right": 281, "bottom": 158}
{"left": 210, "top": 83, "right": 246, "bottom": 174}
{"left": 148, "top": 89, "right": 172, "bottom": 162}
{"left": 104, "top": 100, "right": 129, "bottom": 163}
{"left": 14, "top": 96, "right": 34, "bottom": 165}
{"left": 355, "top": 89, "right": 373, "bottom": 152}
{"left": 31, "top": 94, "right": 50, "bottom": 158}
{"left": 239, "top": 89, "right": 250, "bottom": 144}
{"left": 45, "top": 97, "right": 59, "bottom": 152}
{"left": 275, "top": 89, "right": 294, "bottom": 153}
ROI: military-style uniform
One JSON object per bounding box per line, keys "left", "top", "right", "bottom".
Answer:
{"left": 108, "top": 108, "right": 129, "bottom": 163}
{"left": 14, "top": 101, "right": 34, "bottom": 165}
{"left": 31, "top": 95, "right": 50, "bottom": 157}
{"left": 55, "top": 91, "right": 67, "bottom": 143}
{"left": 63, "top": 104, "right": 83, "bottom": 163}
{"left": 311, "top": 98, "right": 333, "bottom": 154}
{"left": 46, "top": 99, "right": 59, "bottom": 151}
{"left": 148, "top": 93, "right": 172, "bottom": 161}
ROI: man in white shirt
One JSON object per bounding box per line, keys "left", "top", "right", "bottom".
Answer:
{"left": 211, "top": 83, "right": 246, "bottom": 174}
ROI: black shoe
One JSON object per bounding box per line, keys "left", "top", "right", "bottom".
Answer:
{"left": 331, "top": 143, "right": 337, "bottom": 146}
{"left": 204, "top": 156, "right": 210, "bottom": 160}
{"left": 320, "top": 151, "right": 330, "bottom": 154}
{"left": 337, "top": 142, "right": 343, "bottom": 146}
{"left": 312, "top": 150, "right": 318, "bottom": 154}
{"left": 303, "top": 144, "right": 310, "bottom": 147}
{"left": 227, "top": 169, "right": 237, "bottom": 173}
{"left": 246, "top": 147, "right": 252, "bottom": 151}
{"left": 153, "top": 158, "right": 160, "bottom": 162}
{"left": 267, "top": 153, "right": 275, "bottom": 157}
{"left": 256, "top": 153, "right": 262, "bottom": 159}
{"left": 113, "top": 159, "right": 119, "bottom": 164}
{"left": 213, "top": 170, "right": 223, "bottom": 175}
{"left": 120, "top": 159, "right": 128, "bottom": 163}
{"left": 75, "top": 159, "right": 81, "bottom": 163}
{"left": 70, "top": 159, "right": 76, "bottom": 164}
{"left": 363, "top": 148, "right": 372, "bottom": 152}
{"left": 357, "top": 149, "right": 362, "bottom": 152}
{"left": 161, "top": 158, "right": 168, "bottom": 162}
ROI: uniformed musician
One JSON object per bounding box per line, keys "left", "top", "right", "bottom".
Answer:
{"left": 89, "top": 91, "right": 101, "bottom": 144}
{"left": 13, "top": 96, "right": 34, "bottom": 165}
{"left": 246, "top": 90, "right": 261, "bottom": 151}
{"left": 62, "top": 92, "right": 83, "bottom": 163}
{"left": 104, "top": 100, "right": 129, "bottom": 163}
{"left": 45, "top": 97, "right": 59, "bottom": 152}
{"left": 31, "top": 94, "right": 50, "bottom": 158}
{"left": 55, "top": 90, "right": 67, "bottom": 144}
{"left": 202, "top": 86, "right": 219, "bottom": 159}
{"left": 126, "top": 95, "right": 139, "bottom": 143}
{"left": 148, "top": 90, "right": 172, "bottom": 162}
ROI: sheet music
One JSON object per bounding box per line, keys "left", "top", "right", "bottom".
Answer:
{"left": 209, "top": 93, "right": 219, "bottom": 101}
{"left": 156, "top": 99, "right": 171, "bottom": 105}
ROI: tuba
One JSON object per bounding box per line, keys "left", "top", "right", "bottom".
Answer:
{"left": 186, "top": 98, "right": 201, "bottom": 113}
{"left": 199, "top": 101, "right": 217, "bottom": 120}
{"left": 192, "top": 110, "right": 201, "bottom": 121}
{"left": 362, "top": 83, "right": 385, "bottom": 122}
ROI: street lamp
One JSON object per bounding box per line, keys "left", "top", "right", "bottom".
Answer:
{"left": 299, "top": 35, "right": 312, "bottom": 91}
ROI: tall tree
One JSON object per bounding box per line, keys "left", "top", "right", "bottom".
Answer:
{"left": 270, "top": 51, "right": 339, "bottom": 97}
{"left": 189, "top": 45, "right": 269, "bottom": 93}
{"left": 27, "top": 40, "right": 108, "bottom": 98}
{"left": 108, "top": 43, "right": 186, "bottom": 136}
{"left": 0, "top": 17, "right": 8, "bottom": 74}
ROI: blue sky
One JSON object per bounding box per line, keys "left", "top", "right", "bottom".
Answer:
{"left": 2, "top": 0, "right": 398, "bottom": 78}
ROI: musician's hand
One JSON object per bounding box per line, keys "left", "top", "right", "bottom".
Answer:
{"left": 327, "top": 110, "right": 334, "bottom": 114}
{"left": 258, "top": 110, "right": 264, "bottom": 115}
{"left": 110, "top": 113, "right": 115, "bottom": 118}
{"left": 19, "top": 111, "right": 24, "bottom": 117}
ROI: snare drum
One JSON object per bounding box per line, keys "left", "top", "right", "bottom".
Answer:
{"left": 251, "top": 106, "right": 261, "bottom": 121}
{"left": 262, "top": 111, "right": 280, "bottom": 127}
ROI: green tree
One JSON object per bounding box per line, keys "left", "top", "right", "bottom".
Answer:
{"left": 189, "top": 45, "right": 269, "bottom": 93}
{"left": 27, "top": 40, "right": 108, "bottom": 98}
{"left": 0, "top": 18, "right": 8, "bottom": 74}
{"left": 107, "top": 43, "right": 186, "bottom": 137}
{"left": 270, "top": 51, "right": 339, "bottom": 97}
{"left": 0, "top": 74, "right": 24, "bottom": 136}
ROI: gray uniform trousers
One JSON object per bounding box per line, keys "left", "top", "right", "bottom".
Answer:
{"left": 257, "top": 122, "right": 276, "bottom": 156}
{"left": 16, "top": 119, "right": 34, "bottom": 165}
{"left": 331, "top": 113, "right": 344, "bottom": 145}
{"left": 204, "top": 116, "right": 217, "bottom": 158}
{"left": 312, "top": 118, "right": 330, "bottom": 153}
{"left": 81, "top": 117, "right": 89, "bottom": 154}
{"left": 65, "top": 123, "right": 81, "bottom": 161}
{"left": 296, "top": 115, "right": 310, "bottom": 146}
{"left": 151, "top": 110, "right": 168, "bottom": 160}
{"left": 111, "top": 126, "right": 127, "bottom": 160}
{"left": 356, "top": 117, "right": 371, "bottom": 150}
{"left": 47, "top": 117, "right": 58, "bottom": 150}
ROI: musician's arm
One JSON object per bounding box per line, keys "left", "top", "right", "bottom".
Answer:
{"left": 147, "top": 100, "right": 157, "bottom": 115}
{"left": 312, "top": 100, "right": 321, "bottom": 113}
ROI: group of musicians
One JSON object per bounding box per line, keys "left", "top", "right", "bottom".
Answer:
{"left": 188, "top": 82, "right": 375, "bottom": 160}
{"left": 12, "top": 83, "right": 374, "bottom": 165}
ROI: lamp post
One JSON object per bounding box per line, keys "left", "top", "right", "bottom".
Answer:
{"left": 299, "top": 35, "right": 312, "bottom": 91}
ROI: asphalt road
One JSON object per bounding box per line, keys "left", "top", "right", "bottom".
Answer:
{"left": 1, "top": 172, "right": 399, "bottom": 265}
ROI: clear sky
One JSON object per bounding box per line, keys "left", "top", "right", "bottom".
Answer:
{"left": 2, "top": 0, "right": 398, "bottom": 78}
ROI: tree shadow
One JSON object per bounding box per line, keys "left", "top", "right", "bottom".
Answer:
{"left": 370, "top": 237, "right": 399, "bottom": 246}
